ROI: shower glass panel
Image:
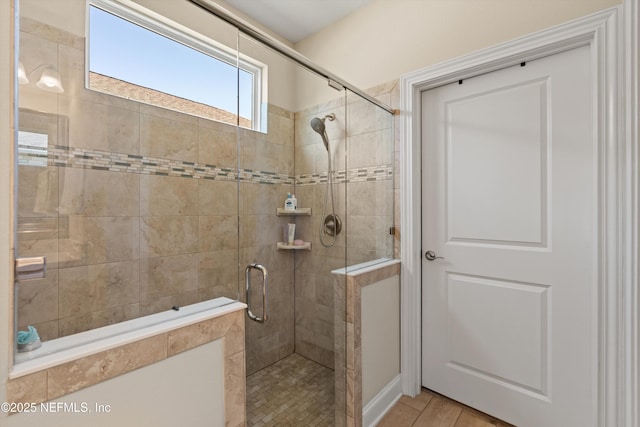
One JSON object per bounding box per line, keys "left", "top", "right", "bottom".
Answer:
{"left": 239, "top": 32, "right": 348, "bottom": 426}
{"left": 345, "top": 89, "right": 396, "bottom": 268}
{"left": 15, "top": 0, "right": 241, "bottom": 349}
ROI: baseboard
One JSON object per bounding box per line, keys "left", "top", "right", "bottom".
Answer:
{"left": 363, "top": 374, "right": 403, "bottom": 427}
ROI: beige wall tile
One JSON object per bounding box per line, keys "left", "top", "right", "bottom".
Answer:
{"left": 58, "top": 261, "right": 139, "bottom": 318}
{"left": 18, "top": 166, "right": 59, "bottom": 218}
{"left": 140, "top": 174, "right": 197, "bottom": 217}
{"left": 225, "top": 350, "right": 247, "bottom": 427}
{"left": 223, "top": 311, "right": 245, "bottom": 357}
{"left": 139, "top": 102, "right": 199, "bottom": 125}
{"left": 58, "top": 312, "right": 93, "bottom": 336}
{"left": 58, "top": 216, "right": 139, "bottom": 267}
{"left": 199, "top": 215, "right": 239, "bottom": 252}
{"left": 240, "top": 135, "right": 293, "bottom": 175}
{"left": 199, "top": 249, "right": 238, "bottom": 290}
{"left": 59, "top": 303, "right": 141, "bottom": 336}
{"left": 28, "top": 319, "right": 60, "bottom": 341}
{"left": 347, "top": 97, "right": 389, "bottom": 136}
{"left": 58, "top": 168, "right": 139, "bottom": 217}
{"left": 266, "top": 110, "right": 294, "bottom": 147}
{"left": 60, "top": 97, "right": 140, "bottom": 154}
{"left": 167, "top": 311, "right": 235, "bottom": 356}
{"left": 348, "top": 130, "right": 393, "bottom": 170}
{"left": 139, "top": 291, "right": 199, "bottom": 317}
{"left": 140, "top": 254, "right": 199, "bottom": 302}
{"left": 140, "top": 113, "right": 198, "bottom": 162}
{"left": 239, "top": 214, "right": 283, "bottom": 247}
{"left": 347, "top": 181, "right": 393, "bottom": 217}
{"left": 17, "top": 268, "right": 58, "bottom": 327}
{"left": 240, "top": 182, "right": 290, "bottom": 215}
{"left": 199, "top": 180, "right": 237, "bottom": 216}
{"left": 198, "top": 125, "right": 237, "bottom": 168}
{"left": 140, "top": 216, "right": 198, "bottom": 258}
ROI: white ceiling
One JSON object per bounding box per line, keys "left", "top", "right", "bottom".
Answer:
{"left": 223, "top": 0, "right": 375, "bottom": 43}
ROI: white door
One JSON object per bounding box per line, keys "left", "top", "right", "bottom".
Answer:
{"left": 421, "top": 45, "right": 596, "bottom": 427}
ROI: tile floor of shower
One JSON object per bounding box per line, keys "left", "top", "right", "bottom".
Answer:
{"left": 246, "top": 353, "right": 335, "bottom": 426}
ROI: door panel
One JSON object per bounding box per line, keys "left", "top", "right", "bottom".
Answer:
{"left": 446, "top": 273, "right": 549, "bottom": 394}
{"left": 422, "top": 45, "right": 596, "bottom": 427}
{"left": 447, "top": 78, "right": 548, "bottom": 246}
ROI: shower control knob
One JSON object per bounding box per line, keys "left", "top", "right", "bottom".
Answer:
{"left": 425, "top": 250, "right": 444, "bottom": 261}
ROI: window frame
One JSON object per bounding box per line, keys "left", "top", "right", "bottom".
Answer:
{"left": 86, "top": 0, "right": 266, "bottom": 131}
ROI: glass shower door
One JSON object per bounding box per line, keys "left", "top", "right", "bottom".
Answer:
{"left": 239, "top": 31, "right": 349, "bottom": 426}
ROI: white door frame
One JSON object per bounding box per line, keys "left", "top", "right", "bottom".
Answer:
{"left": 399, "top": 4, "right": 639, "bottom": 427}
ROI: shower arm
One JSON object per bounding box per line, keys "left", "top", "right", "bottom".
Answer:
{"left": 189, "top": 0, "right": 395, "bottom": 115}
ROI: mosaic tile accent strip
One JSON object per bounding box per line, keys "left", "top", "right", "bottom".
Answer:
{"left": 246, "top": 353, "right": 334, "bottom": 427}
{"left": 295, "top": 164, "right": 393, "bottom": 186}
{"left": 20, "top": 145, "right": 391, "bottom": 186}
{"left": 44, "top": 145, "right": 294, "bottom": 184}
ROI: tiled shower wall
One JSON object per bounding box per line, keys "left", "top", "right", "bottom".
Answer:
{"left": 16, "top": 13, "right": 397, "bottom": 376}
{"left": 16, "top": 16, "right": 295, "bottom": 375}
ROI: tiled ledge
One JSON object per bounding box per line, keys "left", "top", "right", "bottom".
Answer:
{"left": 333, "top": 258, "right": 401, "bottom": 427}
{"left": 7, "top": 300, "right": 247, "bottom": 426}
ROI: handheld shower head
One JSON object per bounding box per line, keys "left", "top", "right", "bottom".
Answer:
{"left": 310, "top": 112, "right": 340, "bottom": 247}
{"left": 310, "top": 114, "right": 335, "bottom": 151}
{"left": 310, "top": 117, "right": 326, "bottom": 134}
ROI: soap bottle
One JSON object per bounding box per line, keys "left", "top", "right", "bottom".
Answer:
{"left": 284, "top": 193, "right": 295, "bottom": 211}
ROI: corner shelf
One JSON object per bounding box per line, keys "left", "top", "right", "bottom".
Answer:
{"left": 277, "top": 242, "right": 311, "bottom": 251}
{"left": 276, "top": 208, "right": 312, "bottom": 216}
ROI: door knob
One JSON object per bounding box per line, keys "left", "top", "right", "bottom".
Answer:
{"left": 425, "top": 250, "right": 444, "bottom": 261}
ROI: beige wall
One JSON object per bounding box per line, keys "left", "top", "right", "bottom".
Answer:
{"left": 294, "top": 0, "right": 621, "bottom": 108}
{"left": 0, "top": 0, "right": 14, "bottom": 412}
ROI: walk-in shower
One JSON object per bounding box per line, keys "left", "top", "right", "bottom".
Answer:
{"left": 311, "top": 113, "right": 343, "bottom": 247}
{"left": 13, "top": 0, "right": 395, "bottom": 425}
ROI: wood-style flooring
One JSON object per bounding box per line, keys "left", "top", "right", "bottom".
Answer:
{"left": 378, "top": 389, "right": 515, "bottom": 427}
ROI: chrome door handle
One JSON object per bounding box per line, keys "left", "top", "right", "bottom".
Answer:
{"left": 245, "top": 263, "right": 268, "bottom": 323}
{"left": 425, "top": 250, "right": 444, "bottom": 261}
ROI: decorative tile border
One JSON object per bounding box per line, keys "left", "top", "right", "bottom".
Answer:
{"left": 296, "top": 165, "right": 393, "bottom": 186}
{"left": 44, "top": 145, "right": 294, "bottom": 184}
{"left": 20, "top": 145, "right": 392, "bottom": 186}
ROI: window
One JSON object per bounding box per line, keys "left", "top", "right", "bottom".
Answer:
{"left": 87, "top": 0, "right": 265, "bottom": 130}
